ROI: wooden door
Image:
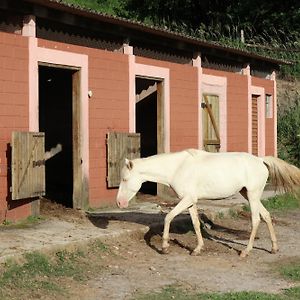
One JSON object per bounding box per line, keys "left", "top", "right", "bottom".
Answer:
{"left": 202, "top": 94, "right": 220, "bottom": 152}
{"left": 106, "top": 132, "right": 140, "bottom": 187}
{"left": 11, "top": 131, "right": 45, "bottom": 200}
{"left": 252, "top": 96, "right": 258, "bottom": 156}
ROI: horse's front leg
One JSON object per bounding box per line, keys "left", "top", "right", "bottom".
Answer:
{"left": 162, "top": 196, "right": 194, "bottom": 254}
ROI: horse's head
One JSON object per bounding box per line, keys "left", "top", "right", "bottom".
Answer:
{"left": 116, "top": 158, "right": 143, "bottom": 208}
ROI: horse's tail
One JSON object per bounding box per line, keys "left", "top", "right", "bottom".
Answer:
{"left": 263, "top": 156, "right": 300, "bottom": 195}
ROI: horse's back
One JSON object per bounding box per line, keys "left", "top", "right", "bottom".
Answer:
{"left": 189, "top": 151, "right": 267, "bottom": 176}
{"left": 172, "top": 150, "right": 268, "bottom": 199}
{"left": 186, "top": 150, "right": 264, "bottom": 168}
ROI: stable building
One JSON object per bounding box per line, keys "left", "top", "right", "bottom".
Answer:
{"left": 0, "top": 0, "right": 284, "bottom": 221}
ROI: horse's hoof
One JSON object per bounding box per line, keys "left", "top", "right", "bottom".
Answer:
{"left": 271, "top": 248, "right": 279, "bottom": 254}
{"left": 191, "top": 250, "right": 201, "bottom": 256}
{"left": 239, "top": 250, "right": 248, "bottom": 258}
{"left": 161, "top": 247, "right": 169, "bottom": 254}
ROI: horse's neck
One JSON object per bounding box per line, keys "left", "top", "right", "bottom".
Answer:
{"left": 136, "top": 152, "right": 187, "bottom": 186}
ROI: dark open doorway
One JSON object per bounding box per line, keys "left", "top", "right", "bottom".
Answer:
{"left": 39, "top": 66, "right": 74, "bottom": 207}
{"left": 135, "top": 77, "right": 164, "bottom": 195}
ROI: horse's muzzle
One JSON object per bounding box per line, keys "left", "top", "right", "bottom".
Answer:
{"left": 117, "top": 198, "right": 129, "bottom": 209}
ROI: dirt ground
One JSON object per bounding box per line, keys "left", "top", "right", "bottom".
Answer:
{"left": 39, "top": 199, "right": 300, "bottom": 300}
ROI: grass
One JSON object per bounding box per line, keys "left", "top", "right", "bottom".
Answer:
{"left": 0, "top": 239, "right": 109, "bottom": 299}
{"left": 261, "top": 193, "right": 299, "bottom": 211}
{"left": 133, "top": 254, "right": 300, "bottom": 300}
{"left": 133, "top": 256, "right": 300, "bottom": 299}
{"left": 228, "top": 208, "right": 239, "bottom": 219}
{"left": 1, "top": 215, "right": 45, "bottom": 228}
{"left": 217, "top": 211, "right": 225, "bottom": 219}
{"left": 279, "top": 259, "right": 300, "bottom": 282}
{"left": 243, "top": 193, "right": 299, "bottom": 212}
{"left": 133, "top": 286, "right": 300, "bottom": 300}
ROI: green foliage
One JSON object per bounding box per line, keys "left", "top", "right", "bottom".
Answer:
{"left": 0, "top": 240, "right": 109, "bottom": 299}
{"left": 136, "top": 261, "right": 300, "bottom": 300}
{"left": 0, "top": 250, "right": 85, "bottom": 286}
{"left": 242, "top": 204, "right": 251, "bottom": 212}
{"left": 284, "top": 286, "right": 300, "bottom": 299}
{"left": 123, "top": 1, "right": 299, "bottom": 38}
{"left": 61, "top": 0, "right": 300, "bottom": 78}
{"left": 0, "top": 252, "right": 66, "bottom": 297}
{"left": 262, "top": 194, "right": 299, "bottom": 211}
{"left": 280, "top": 259, "right": 300, "bottom": 281}
{"left": 133, "top": 286, "right": 300, "bottom": 300}
{"left": 90, "top": 239, "right": 109, "bottom": 252}
{"left": 217, "top": 211, "right": 225, "bottom": 219}
{"left": 1, "top": 215, "right": 45, "bottom": 228}
{"left": 2, "top": 220, "right": 12, "bottom": 225}
{"left": 62, "top": 0, "right": 125, "bottom": 16}
{"left": 243, "top": 193, "right": 299, "bottom": 212}
{"left": 228, "top": 208, "right": 239, "bottom": 219}
{"left": 278, "top": 95, "right": 300, "bottom": 167}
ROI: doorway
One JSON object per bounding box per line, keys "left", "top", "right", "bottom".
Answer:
{"left": 39, "top": 65, "right": 75, "bottom": 207}
{"left": 135, "top": 77, "right": 164, "bottom": 195}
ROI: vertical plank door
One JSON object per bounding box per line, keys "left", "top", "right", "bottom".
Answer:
{"left": 202, "top": 94, "right": 220, "bottom": 152}
{"left": 11, "top": 131, "right": 45, "bottom": 200}
{"left": 106, "top": 132, "right": 140, "bottom": 187}
{"left": 252, "top": 96, "right": 258, "bottom": 156}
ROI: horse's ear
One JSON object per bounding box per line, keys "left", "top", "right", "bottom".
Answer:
{"left": 125, "top": 158, "right": 133, "bottom": 170}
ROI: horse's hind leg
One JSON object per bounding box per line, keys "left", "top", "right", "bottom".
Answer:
{"left": 188, "top": 204, "right": 204, "bottom": 256}
{"left": 240, "top": 189, "right": 263, "bottom": 258}
{"left": 258, "top": 202, "right": 278, "bottom": 253}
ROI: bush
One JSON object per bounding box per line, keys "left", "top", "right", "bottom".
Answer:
{"left": 278, "top": 94, "right": 300, "bottom": 167}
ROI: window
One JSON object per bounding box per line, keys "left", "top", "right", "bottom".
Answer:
{"left": 265, "top": 94, "right": 273, "bottom": 118}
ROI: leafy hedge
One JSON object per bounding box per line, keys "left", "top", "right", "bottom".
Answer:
{"left": 62, "top": 0, "right": 300, "bottom": 79}
{"left": 278, "top": 93, "right": 300, "bottom": 167}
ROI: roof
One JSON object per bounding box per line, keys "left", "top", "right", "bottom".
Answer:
{"left": 3, "top": 0, "right": 292, "bottom": 68}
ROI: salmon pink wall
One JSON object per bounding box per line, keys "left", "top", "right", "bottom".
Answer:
{"left": 135, "top": 57, "right": 198, "bottom": 152}
{"left": 251, "top": 77, "right": 276, "bottom": 156}
{"left": 265, "top": 118, "right": 275, "bottom": 156}
{"left": 0, "top": 30, "right": 277, "bottom": 218}
{"left": 202, "top": 68, "right": 249, "bottom": 152}
{"left": 225, "top": 72, "right": 249, "bottom": 152}
{"left": 0, "top": 32, "right": 31, "bottom": 222}
{"left": 88, "top": 50, "right": 129, "bottom": 206}
{"left": 0, "top": 32, "right": 129, "bottom": 216}
{"left": 37, "top": 39, "right": 130, "bottom": 207}
{"left": 169, "top": 64, "right": 198, "bottom": 151}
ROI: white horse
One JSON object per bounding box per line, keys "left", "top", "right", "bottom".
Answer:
{"left": 116, "top": 149, "right": 300, "bottom": 257}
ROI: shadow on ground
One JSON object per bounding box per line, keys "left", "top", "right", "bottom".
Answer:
{"left": 86, "top": 210, "right": 269, "bottom": 255}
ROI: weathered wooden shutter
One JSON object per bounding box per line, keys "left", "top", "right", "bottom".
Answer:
{"left": 11, "top": 131, "right": 45, "bottom": 200}
{"left": 252, "top": 96, "right": 258, "bottom": 156}
{"left": 106, "top": 132, "right": 140, "bottom": 187}
{"left": 202, "top": 94, "right": 220, "bottom": 152}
